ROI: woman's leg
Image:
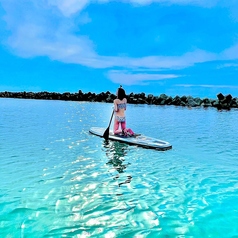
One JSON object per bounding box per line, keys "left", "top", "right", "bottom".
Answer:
{"left": 121, "top": 121, "right": 126, "bottom": 131}
{"left": 114, "top": 119, "right": 121, "bottom": 134}
{"left": 127, "top": 128, "right": 135, "bottom": 135}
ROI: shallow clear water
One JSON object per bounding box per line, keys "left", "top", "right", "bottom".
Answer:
{"left": 1, "top": 98, "right": 238, "bottom": 237}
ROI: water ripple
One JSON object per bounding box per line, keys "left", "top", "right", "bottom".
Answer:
{"left": 1, "top": 99, "right": 238, "bottom": 237}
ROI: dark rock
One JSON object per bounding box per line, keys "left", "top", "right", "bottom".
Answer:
{"left": 187, "top": 97, "right": 199, "bottom": 107}
{"left": 152, "top": 96, "right": 162, "bottom": 105}
{"left": 201, "top": 98, "right": 212, "bottom": 107}
{"left": 180, "top": 101, "right": 187, "bottom": 106}
{"left": 146, "top": 94, "right": 154, "bottom": 104}
{"left": 160, "top": 93, "right": 168, "bottom": 100}
{"left": 193, "top": 97, "right": 202, "bottom": 106}
{"left": 225, "top": 94, "right": 232, "bottom": 103}
{"left": 230, "top": 98, "right": 238, "bottom": 108}
{"left": 165, "top": 96, "right": 173, "bottom": 105}
{"left": 133, "top": 93, "right": 139, "bottom": 99}
{"left": 0, "top": 90, "right": 237, "bottom": 110}
{"left": 138, "top": 92, "right": 146, "bottom": 99}
{"left": 180, "top": 95, "right": 188, "bottom": 103}
{"left": 131, "top": 98, "right": 138, "bottom": 104}
{"left": 156, "top": 94, "right": 168, "bottom": 105}
{"left": 171, "top": 96, "right": 182, "bottom": 106}
{"left": 217, "top": 93, "right": 224, "bottom": 101}
{"left": 211, "top": 100, "right": 220, "bottom": 108}
{"left": 105, "top": 93, "right": 114, "bottom": 103}
{"left": 137, "top": 98, "right": 147, "bottom": 104}
{"left": 210, "top": 99, "right": 216, "bottom": 106}
{"left": 96, "top": 92, "right": 106, "bottom": 102}
{"left": 62, "top": 92, "right": 71, "bottom": 100}
{"left": 152, "top": 96, "right": 159, "bottom": 105}
{"left": 215, "top": 94, "right": 231, "bottom": 109}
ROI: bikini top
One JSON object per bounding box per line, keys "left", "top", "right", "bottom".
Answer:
{"left": 117, "top": 103, "right": 126, "bottom": 109}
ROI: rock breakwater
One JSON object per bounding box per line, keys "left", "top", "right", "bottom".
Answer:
{"left": 0, "top": 91, "right": 237, "bottom": 110}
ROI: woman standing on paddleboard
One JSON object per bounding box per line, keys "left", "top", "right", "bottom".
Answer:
{"left": 113, "top": 86, "right": 134, "bottom": 136}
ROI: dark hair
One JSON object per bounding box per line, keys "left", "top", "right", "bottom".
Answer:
{"left": 117, "top": 85, "right": 126, "bottom": 100}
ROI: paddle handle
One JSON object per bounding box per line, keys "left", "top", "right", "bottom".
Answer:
{"left": 108, "top": 110, "right": 114, "bottom": 127}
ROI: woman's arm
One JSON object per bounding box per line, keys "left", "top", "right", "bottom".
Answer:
{"left": 114, "top": 99, "right": 118, "bottom": 112}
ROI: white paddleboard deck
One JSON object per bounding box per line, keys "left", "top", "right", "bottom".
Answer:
{"left": 89, "top": 127, "right": 172, "bottom": 151}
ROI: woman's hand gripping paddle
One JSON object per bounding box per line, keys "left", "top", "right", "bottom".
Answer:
{"left": 103, "top": 110, "right": 114, "bottom": 140}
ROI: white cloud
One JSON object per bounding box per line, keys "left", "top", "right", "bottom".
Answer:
{"left": 216, "top": 63, "right": 238, "bottom": 69}
{"left": 47, "top": 0, "right": 89, "bottom": 17}
{"left": 175, "top": 84, "right": 238, "bottom": 89}
{"left": 5, "top": 13, "right": 218, "bottom": 70}
{"left": 45, "top": 0, "right": 220, "bottom": 17}
{"left": 121, "top": 50, "right": 217, "bottom": 70}
{"left": 108, "top": 70, "right": 180, "bottom": 85}
{"left": 7, "top": 22, "right": 97, "bottom": 61}
{"left": 126, "top": 0, "right": 218, "bottom": 8}
{"left": 1, "top": 0, "right": 221, "bottom": 70}
{"left": 1, "top": 0, "right": 237, "bottom": 83}
{"left": 221, "top": 43, "right": 238, "bottom": 60}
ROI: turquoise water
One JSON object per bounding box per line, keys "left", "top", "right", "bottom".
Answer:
{"left": 1, "top": 98, "right": 238, "bottom": 237}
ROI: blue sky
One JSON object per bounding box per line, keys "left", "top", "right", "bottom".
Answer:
{"left": 0, "top": 0, "right": 238, "bottom": 98}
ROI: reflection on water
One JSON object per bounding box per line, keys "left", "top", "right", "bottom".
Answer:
{"left": 103, "top": 141, "right": 132, "bottom": 187}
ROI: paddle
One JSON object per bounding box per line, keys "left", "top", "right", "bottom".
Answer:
{"left": 103, "top": 110, "right": 114, "bottom": 140}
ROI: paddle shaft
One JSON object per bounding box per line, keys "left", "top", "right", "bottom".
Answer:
{"left": 108, "top": 110, "right": 114, "bottom": 127}
{"left": 103, "top": 110, "right": 114, "bottom": 139}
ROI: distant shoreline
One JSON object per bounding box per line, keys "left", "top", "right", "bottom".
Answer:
{"left": 0, "top": 90, "right": 237, "bottom": 110}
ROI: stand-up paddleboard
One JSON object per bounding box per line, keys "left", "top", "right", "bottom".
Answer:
{"left": 89, "top": 127, "right": 172, "bottom": 151}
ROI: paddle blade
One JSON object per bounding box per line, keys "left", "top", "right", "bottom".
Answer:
{"left": 103, "top": 127, "right": 109, "bottom": 140}
{"left": 103, "top": 110, "right": 114, "bottom": 140}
